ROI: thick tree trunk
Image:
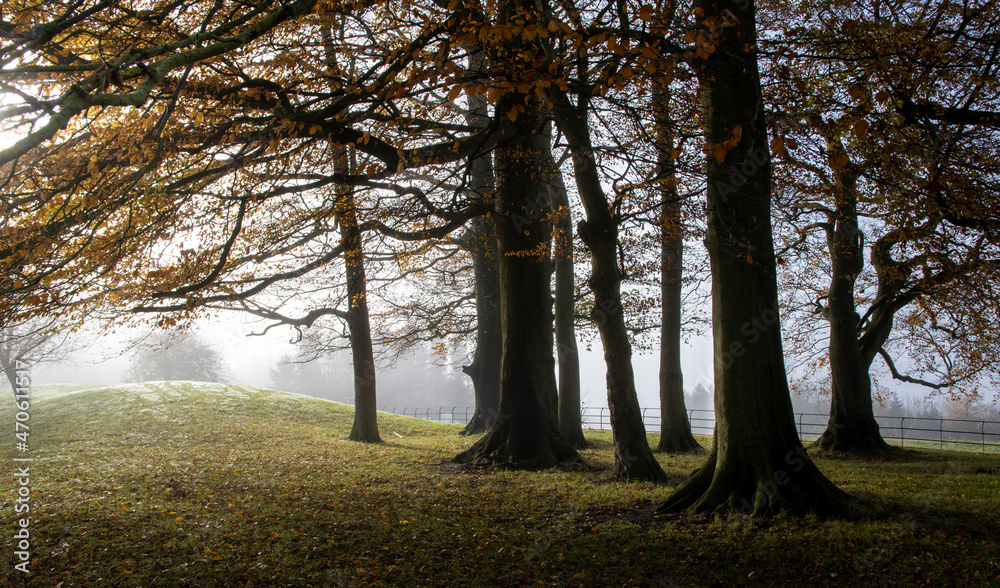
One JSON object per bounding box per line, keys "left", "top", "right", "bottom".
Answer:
{"left": 553, "top": 96, "right": 667, "bottom": 482}
{"left": 541, "top": 124, "right": 588, "bottom": 449}
{"left": 459, "top": 53, "right": 502, "bottom": 436}
{"left": 660, "top": 0, "right": 847, "bottom": 515}
{"left": 813, "top": 160, "right": 892, "bottom": 455}
{"left": 454, "top": 79, "right": 580, "bottom": 468}
{"left": 653, "top": 81, "right": 703, "bottom": 455}
{"left": 335, "top": 147, "right": 381, "bottom": 443}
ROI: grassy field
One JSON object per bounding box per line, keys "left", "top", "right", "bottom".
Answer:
{"left": 2, "top": 382, "right": 998, "bottom": 587}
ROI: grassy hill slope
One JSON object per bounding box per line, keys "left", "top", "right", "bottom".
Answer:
{"left": 2, "top": 382, "right": 999, "bottom": 586}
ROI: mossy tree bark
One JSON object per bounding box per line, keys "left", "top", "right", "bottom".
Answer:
{"left": 660, "top": 0, "right": 848, "bottom": 515}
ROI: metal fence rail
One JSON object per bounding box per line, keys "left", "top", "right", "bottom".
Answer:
{"left": 379, "top": 406, "right": 1000, "bottom": 453}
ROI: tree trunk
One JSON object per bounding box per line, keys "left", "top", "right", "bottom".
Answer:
{"left": 459, "top": 51, "right": 503, "bottom": 436}
{"left": 552, "top": 95, "right": 667, "bottom": 482}
{"left": 460, "top": 214, "right": 503, "bottom": 435}
{"left": 454, "top": 69, "right": 580, "bottom": 468}
{"left": 335, "top": 147, "right": 381, "bottom": 443}
{"left": 541, "top": 123, "right": 588, "bottom": 449}
{"left": 660, "top": 0, "right": 848, "bottom": 515}
{"left": 653, "top": 80, "right": 703, "bottom": 455}
{"left": 813, "top": 157, "right": 892, "bottom": 455}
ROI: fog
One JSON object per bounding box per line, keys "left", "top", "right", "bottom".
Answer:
{"left": 27, "top": 313, "right": 995, "bottom": 422}
{"left": 28, "top": 313, "right": 718, "bottom": 412}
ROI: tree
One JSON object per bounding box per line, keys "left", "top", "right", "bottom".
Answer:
{"left": 660, "top": 0, "right": 848, "bottom": 514}
{"left": 651, "top": 38, "right": 704, "bottom": 455}
{"left": 123, "top": 331, "right": 228, "bottom": 383}
{"left": 540, "top": 123, "right": 588, "bottom": 449}
{"left": 457, "top": 49, "right": 503, "bottom": 436}
{"left": 766, "top": 0, "right": 1000, "bottom": 454}
{"left": 1, "top": 316, "right": 80, "bottom": 393}
{"left": 454, "top": 0, "right": 580, "bottom": 468}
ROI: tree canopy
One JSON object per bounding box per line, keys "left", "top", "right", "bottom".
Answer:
{"left": 3, "top": 0, "right": 998, "bottom": 515}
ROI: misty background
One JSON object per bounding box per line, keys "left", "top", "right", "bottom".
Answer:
{"left": 14, "top": 312, "right": 997, "bottom": 423}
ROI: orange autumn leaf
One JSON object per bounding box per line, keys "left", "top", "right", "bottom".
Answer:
{"left": 829, "top": 152, "right": 850, "bottom": 170}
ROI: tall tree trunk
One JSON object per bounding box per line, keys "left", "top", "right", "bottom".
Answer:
{"left": 335, "top": 146, "right": 381, "bottom": 443}
{"left": 653, "top": 80, "right": 702, "bottom": 455}
{"left": 541, "top": 123, "right": 588, "bottom": 449}
{"left": 813, "top": 152, "right": 892, "bottom": 455}
{"left": 459, "top": 51, "right": 502, "bottom": 436}
{"left": 454, "top": 23, "right": 579, "bottom": 466}
{"left": 460, "top": 215, "right": 503, "bottom": 435}
{"left": 323, "top": 26, "right": 379, "bottom": 443}
{"left": 551, "top": 94, "right": 666, "bottom": 482}
{"left": 660, "top": 0, "right": 847, "bottom": 515}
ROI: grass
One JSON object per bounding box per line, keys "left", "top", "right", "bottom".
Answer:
{"left": 2, "top": 382, "right": 998, "bottom": 586}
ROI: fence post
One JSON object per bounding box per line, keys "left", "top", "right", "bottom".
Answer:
{"left": 900, "top": 417, "right": 905, "bottom": 448}
{"left": 983, "top": 421, "right": 987, "bottom": 454}
{"left": 939, "top": 418, "right": 943, "bottom": 449}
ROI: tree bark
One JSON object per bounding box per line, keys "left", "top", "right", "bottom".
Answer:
{"left": 459, "top": 51, "right": 503, "bottom": 436}
{"left": 551, "top": 95, "right": 667, "bottom": 482}
{"left": 454, "top": 46, "right": 580, "bottom": 467}
{"left": 335, "top": 147, "right": 381, "bottom": 443}
{"left": 541, "top": 124, "right": 588, "bottom": 449}
{"left": 660, "top": 0, "right": 848, "bottom": 515}
{"left": 460, "top": 214, "right": 503, "bottom": 436}
{"left": 653, "top": 80, "right": 703, "bottom": 455}
{"left": 812, "top": 154, "right": 892, "bottom": 455}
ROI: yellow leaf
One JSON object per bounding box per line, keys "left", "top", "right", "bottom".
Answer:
{"left": 507, "top": 108, "right": 518, "bottom": 122}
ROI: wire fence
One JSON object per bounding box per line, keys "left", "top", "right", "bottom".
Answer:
{"left": 378, "top": 406, "right": 1000, "bottom": 453}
